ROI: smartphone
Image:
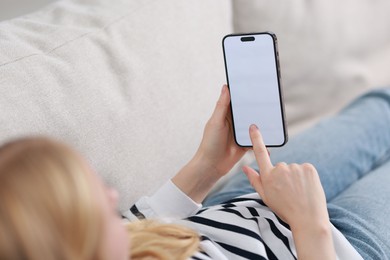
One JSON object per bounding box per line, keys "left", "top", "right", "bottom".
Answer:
{"left": 222, "top": 32, "right": 287, "bottom": 147}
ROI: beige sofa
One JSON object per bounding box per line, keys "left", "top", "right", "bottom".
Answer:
{"left": 1, "top": 0, "right": 389, "bottom": 211}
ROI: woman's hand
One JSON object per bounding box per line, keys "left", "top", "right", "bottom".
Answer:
{"left": 194, "top": 84, "right": 249, "bottom": 177}
{"left": 172, "top": 85, "right": 248, "bottom": 203}
{"left": 243, "top": 124, "right": 328, "bottom": 228}
{"left": 243, "top": 125, "right": 336, "bottom": 260}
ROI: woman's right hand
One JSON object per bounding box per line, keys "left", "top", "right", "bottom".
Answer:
{"left": 243, "top": 125, "right": 336, "bottom": 260}
{"left": 242, "top": 124, "right": 329, "bottom": 232}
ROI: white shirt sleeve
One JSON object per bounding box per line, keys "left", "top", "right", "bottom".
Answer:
{"left": 122, "top": 180, "right": 202, "bottom": 221}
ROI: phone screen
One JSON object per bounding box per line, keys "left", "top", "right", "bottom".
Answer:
{"left": 223, "top": 32, "right": 287, "bottom": 147}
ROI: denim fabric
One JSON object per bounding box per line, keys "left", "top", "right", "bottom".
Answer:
{"left": 204, "top": 88, "right": 390, "bottom": 259}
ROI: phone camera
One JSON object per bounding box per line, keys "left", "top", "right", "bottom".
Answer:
{"left": 241, "top": 36, "right": 255, "bottom": 42}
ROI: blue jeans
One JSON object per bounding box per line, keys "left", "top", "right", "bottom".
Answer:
{"left": 204, "top": 88, "right": 390, "bottom": 260}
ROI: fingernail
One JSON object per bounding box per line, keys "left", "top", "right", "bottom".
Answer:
{"left": 221, "top": 85, "right": 227, "bottom": 95}
{"left": 218, "top": 86, "right": 225, "bottom": 100}
{"left": 250, "top": 124, "right": 258, "bottom": 131}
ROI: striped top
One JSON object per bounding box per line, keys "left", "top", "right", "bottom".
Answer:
{"left": 123, "top": 181, "right": 363, "bottom": 260}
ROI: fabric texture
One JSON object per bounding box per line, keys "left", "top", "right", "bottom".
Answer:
{"left": 204, "top": 88, "right": 390, "bottom": 260}
{"left": 133, "top": 180, "right": 201, "bottom": 220}
{"left": 0, "top": 0, "right": 231, "bottom": 210}
{"left": 124, "top": 181, "right": 362, "bottom": 259}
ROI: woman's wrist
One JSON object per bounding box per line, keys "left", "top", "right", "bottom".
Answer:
{"left": 171, "top": 154, "right": 221, "bottom": 204}
{"left": 291, "top": 218, "right": 332, "bottom": 237}
{"left": 291, "top": 219, "right": 336, "bottom": 260}
{"left": 289, "top": 211, "right": 331, "bottom": 233}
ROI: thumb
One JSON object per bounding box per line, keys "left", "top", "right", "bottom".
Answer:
{"left": 210, "top": 85, "right": 230, "bottom": 124}
{"left": 243, "top": 166, "right": 265, "bottom": 200}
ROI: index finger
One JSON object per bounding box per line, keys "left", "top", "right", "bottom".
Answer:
{"left": 249, "top": 124, "right": 273, "bottom": 173}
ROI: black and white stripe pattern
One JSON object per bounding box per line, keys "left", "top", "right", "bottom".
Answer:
{"left": 183, "top": 193, "right": 297, "bottom": 259}
{"left": 128, "top": 193, "right": 298, "bottom": 259}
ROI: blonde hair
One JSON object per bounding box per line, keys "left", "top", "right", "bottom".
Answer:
{"left": 127, "top": 220, "right": 200, "bottom": 260}
{"left": 0, "top": 137, "right": 104, "bottom": 260}
{"left": 0, "top": 137, "right": 200, "bottom": 259}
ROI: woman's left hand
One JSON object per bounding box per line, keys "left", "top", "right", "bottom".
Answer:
{"left": 194, "top": 84, "right": 249, "bottom": 178}
{"left": 172, "top": 85, "right": 248, "bottom": 203}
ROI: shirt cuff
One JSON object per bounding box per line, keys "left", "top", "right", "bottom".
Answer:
{"left": 127, "top": 180, "right": 202, "bottom": 220}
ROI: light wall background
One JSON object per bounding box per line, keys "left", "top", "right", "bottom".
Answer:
{"left": 0, "top": 0, "right": 57, "bottom": 21}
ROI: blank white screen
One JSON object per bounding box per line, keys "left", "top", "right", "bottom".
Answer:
{"left": 223, "top": 33, "right": 285, "bottom": 146}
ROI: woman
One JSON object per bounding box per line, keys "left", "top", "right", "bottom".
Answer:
{"left": 0, "top": 85, "right": 389, "bottom": 259}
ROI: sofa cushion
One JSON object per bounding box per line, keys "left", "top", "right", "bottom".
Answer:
{"left": 0, "top": 0, "right": 232, "bottom": 210}
{"left": 233, "top": 0, "right": 390, "bottom": 135}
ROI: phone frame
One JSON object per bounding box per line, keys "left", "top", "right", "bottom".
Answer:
{"left": 222, "top": 32, "right": 288, "bottom": 147}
